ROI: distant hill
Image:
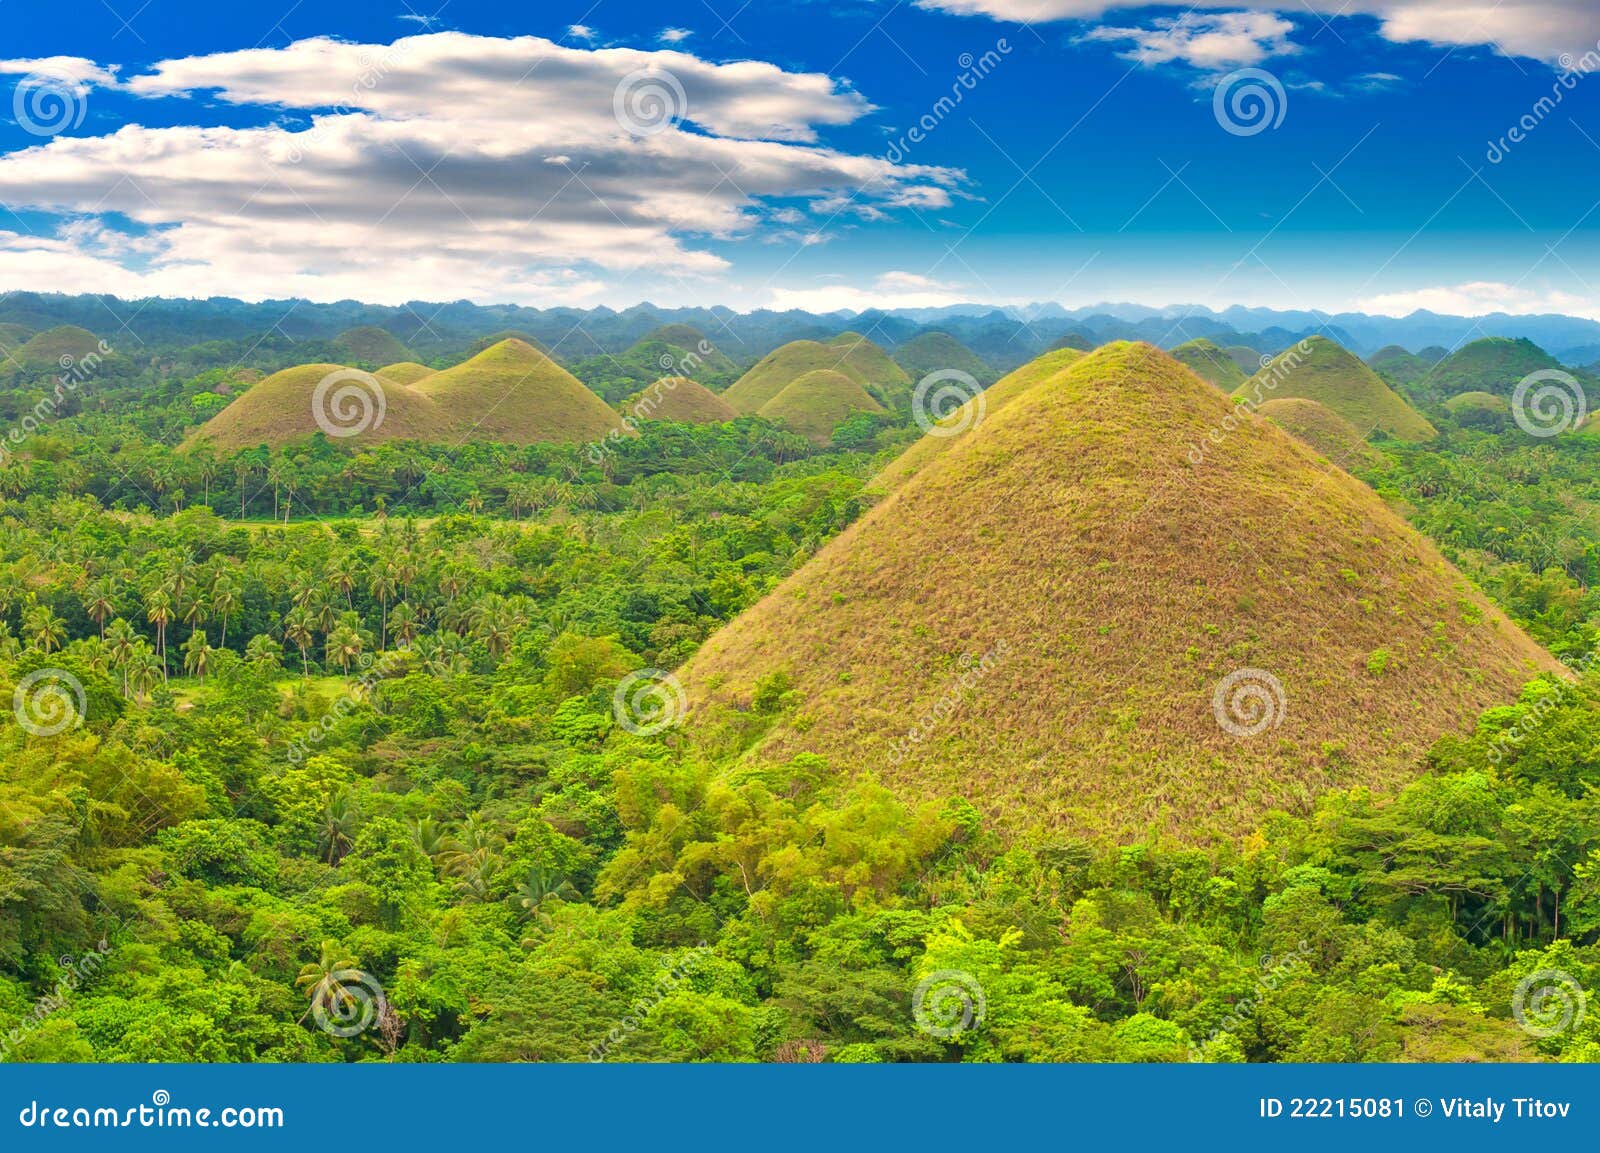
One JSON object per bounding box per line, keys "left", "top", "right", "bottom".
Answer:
{"left": 464, "top": 330, "right": 552, "bottom": 359}
{"left": 186, "top": 363, "right": 454, "bottom": 449}
{"left": 639, "top": 324, "right": 737, "bottom": 374}
{"left": 723, "top": 332, "right": 908, "bottom": 414}
{"left": 1422, "top": 337, "right": 1567, "bottom": 398}
{"left": 1170, "top": 338, "right": 1246, "bottom": 390}
{"left": 1048, "top": 332, "right": 1096, "bottom": 353}
{"left": 18, "top": 325, "right": 101, "bottom": 370}
{"left": 1237, "top": 336, "right": 1436, "bottom": 441}
{"left": 1444, "top": 391, "right": 1511, "bottom": 431}
{"left": 334, "top": 326, "right": 412, "bottom": 365}
{"left": 1257, "top": 398, "right": 1383, "bottom": 470}
{"left": 622, "top": 377, "right": 737, "bottom": 425}
{"left": 684, "top": 342, "right": 1557, "bottom": 841}
{"left": 757, "top": 369, "right": 884, "bottom": 444}
{"left": 413, "top": 338, "right": 624, "bottom": 445}
{"left": 893, "top": 331, "right": 995, "bottom": 386}
{"left": 1222, "top": 345, "right": 1263, "bottom": 374}
{"left": 1367, "top": 345, "right": 1432, "bottom": 386}
{"left": 376, "top": 362, "right": 437, "bottom": 385}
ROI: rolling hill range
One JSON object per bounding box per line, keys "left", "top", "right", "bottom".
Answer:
{"left": 893, "top": 331, "right": 995, "bottom": 386}
{"left": 1238, "top": 336, "right": 1436, "bottom": 441}
{"left": 413, "top": 338, "right": 624, "bottom": 444}
{"left": 376, "top": 361, "right": 438, "bottom": 385}
{"left": 1170, "top": 337, "right": 1246, "bottom": 390}
{"left": 185, "top": 363, "right": 455, "bottom": 449}
{"left": 622, "top": 376, "right": 737, "bottom": 424}
{"left": 756, "top": 369, "right": 884, "bottom": 444}
{"left": 684, "top": 342, "right": 1557, "bottom": 842}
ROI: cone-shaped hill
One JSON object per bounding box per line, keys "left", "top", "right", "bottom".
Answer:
{"left": 757, "top": 369, "right": 883, "bottom": 445}
{"left": 1422, "top": 337, "right": 1566, "bottom": 398}
{"left": 377, "top": 361, "right": 438, "bottom": 385}
{"left": 638, "top": 325, "right": 736, "bottom": 373}
{"left": 1171, "top": 337, "right": 1246, "bottom": 390}
{"left": 1236, "top": 336, "right": 1435, "bottom": 440}
{"left": 334, "top": 326, "right": 411, "bottom": 365}
{"left": 185, "top": 363, "right": 455, "bottom": 450}
{"left": 19, "top": 325, "right": 101, "bottom": 369}
{"left": 894, "top": 331, "right": 995, "bottom": 386}
{"left": 724, "top": 335, "right": 906, "bottom": 414}
{"left": 1367, "top": 345, "right": 1432, "bottom": 386}
{"left": 1223, "top": 345, "right": 1263, "bottom": 373}
{"left": 413, "top": 339, "right": 624, "bottom": 444}
{"left": 1256, "top": 398, "right": 1382, "bottom": 471}
{"left": 622, "top": 377, "right": 737, "bottom": 424}
{"left": 684, "top": 342, "right": 1558, "bottom": 842}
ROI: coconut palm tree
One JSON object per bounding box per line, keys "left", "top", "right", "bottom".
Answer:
{"left": 283, "top": 607, "right": 314, "bottom": 678}
{"left": 319, "top": 794, "right": 359, "bottom": 865}
{"left": 128, "top": 644, "right": 162, "bottom": 703}
{"left": 516, "top": 867, "right": 579, "bottom": 928}
{"left": 82, "top": 578, "right": 119, "bottom": 640}
{"left": 295, "top": 940, "right": 360, "bottom": 1024}
{"left": 182, "top": 629, "right": 213, "bottom": 683}
{"left": 104, "top": 618, "right": 138, "bottom": 696}
{"left": 245, "top": 633, "right": 282, "bottom": 672}
{"left": 144, "top": 587, "right": 173, "bottom": 682}
{"left": 22, "top": 602, "right": 65, "bottom": 653}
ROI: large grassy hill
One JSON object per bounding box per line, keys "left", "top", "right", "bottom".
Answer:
{"left": 1367, "top": 345, "right": 1433, "bottom": 387}
{"left": 18, "top": 325, "right": 101, "bottom": 370}
{"left": 622, "top": 376, "right": 738, "bottom": 425}
{"left": 414, "top": 338, "right": 624, "bottom": 444}
{"left": 723, "top": 340, "right": 860, "bottom": 413}
{"left": 756, "top": 369, "right": 884, "bottom": 444}
{"left": 684, "top": 342, "right": 1556, "bottom": 842}
{"left": 1422, "top": 337, "right": 1567, "bottom": 398}
{"left": 376, "top": 361, "right": 438, "bottom": 385}
{"left": 1236, "top": 336, "right": 1436, "bottom": 440}
{"left": 186, "top": 363, "right": 454, "bottom": 449}
{"left": 333, "top": 326, "right": 412, "bottom": 365}
{"left": 827, "top": 331, "right": 912, "bottom": 406}
{"left": 639, "top": 324, "right": 737, "bottom": 374}
{"left": 1257, "top": 397, "right": 1383, "bottom": 471}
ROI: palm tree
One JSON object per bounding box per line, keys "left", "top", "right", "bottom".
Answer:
{"left": 319, "top": 795, "right": 359, "bottom": 865}
{"left": 410, "top": 816, "right": 447, "bottom": 860}
{"left": 144, "top": 587, "right": 173, "bottom": 682}
{"left": 368, "top": 560, "right": 398, "bottom": 650}
{"left": 128, "top": 644, "right": 161, "bottom": 702}
{"left": 325, "top": 625, "right": 363, "bottom": 675}
{"left": 22, "top": 603, "right": 66, "bottom": 653}
{"left": 295, "top": 940, "right": 360, "bottom": 1024}
{"left": 325, "top": 555, "right": 357, "bottom": 609}
{"left": 182, "top": 593, "right": 210, "bottom": 638}
{"left": 211, "top": 578, "right": 240, "bottom": 650}
{"left": 104, "top": 618, "right": 138, "bottom": 696}
{"left": 82, "top": 578, "right": 119, "bottom": 640}
{"left": 182, "top": 629, "right": 213, "bottom": 683}
{"left": 388, "top": 601, "right": 421, "bottom": 647}
{"left": 283, "top": 608, "right": 314, "bottom": 678}
{"left": 245, "top": 633, "right": 283, "bottom": 672}
{"left": 516, "top": 867, "right": 579, "bottom": 928}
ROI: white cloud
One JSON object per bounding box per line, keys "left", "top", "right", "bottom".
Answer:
{"left": 659, "top": 28, "right": 693, "bottom": 43}
{"left": 1356, "top": 281, "right": 1598, "bottom": 319}
{"left": 0, "top": 56, "right": 119, "bottom": 89}
{"left": 917, "top": 0, "right": 1599, "bottom": 64}
{"left": 567, "top": 25, "right": 597, "bottom": 41}
{"left": 0, "top": 33, "right": 961, "bottom": 307}
{"left": 768, "top": 271, "right": 967, "bottom": 312}
{"left": 1082, "top": 13, "right": 1297, "bottom": 70}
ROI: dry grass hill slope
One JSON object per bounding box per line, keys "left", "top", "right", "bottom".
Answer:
{"left": 377, "top": 362, "right": 438, "bottom": 385}
{"left": 1237, "top": 336, "right": 1436, "bottom": 441}
{"left": 185, "top": 364, "right": 455, "bottom": 450}
{"left": 334, "top": 326, "right": 412, "bottom": 365}
{"left": 1256, "top": 398, "right": 1383, "bottom": 471}
{"left": 868, "top": 347, "right": 1085, "bottom": 497}
{"left": 622, "top": 376, "right": 737, "bottom": 425}
{"left": 684, "top": 342, "right": 1558, "bottom": 843}
{"left": 1170, "top": 337, "right": 1247, "bottom": 390}
{"left": 19, "top": 325, "right": 101, "bottom": 370}
{"left": 828, "top": 331, "right": 913, "bottom": 406}
{"left": 893, "top": 331, "right": 996, "bottom": 386}
{"left": 756, "top": 369, "right": 883, "bottom": 445}
{"left": 414, "top": 339, "right": 623, "bottom": 444}
{"left": 723, "top": 335, "right": 906, "bottom": 414}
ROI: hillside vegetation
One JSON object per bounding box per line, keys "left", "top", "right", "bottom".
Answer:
{"left": 757, "top": 369, "right": 884, "bottom": 445}
{"left": 1171, "top": 337, "right": 1246, "bottom": 390}
{"left": 893, "top": 331, "right": 995, "bottom": 386}
{"left": 687, "top": 342, "right": 1554, "bottom": 841}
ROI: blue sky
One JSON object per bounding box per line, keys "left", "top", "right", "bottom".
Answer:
{"left": 0, "top": 0, "right": 1597, "bottom": 316}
